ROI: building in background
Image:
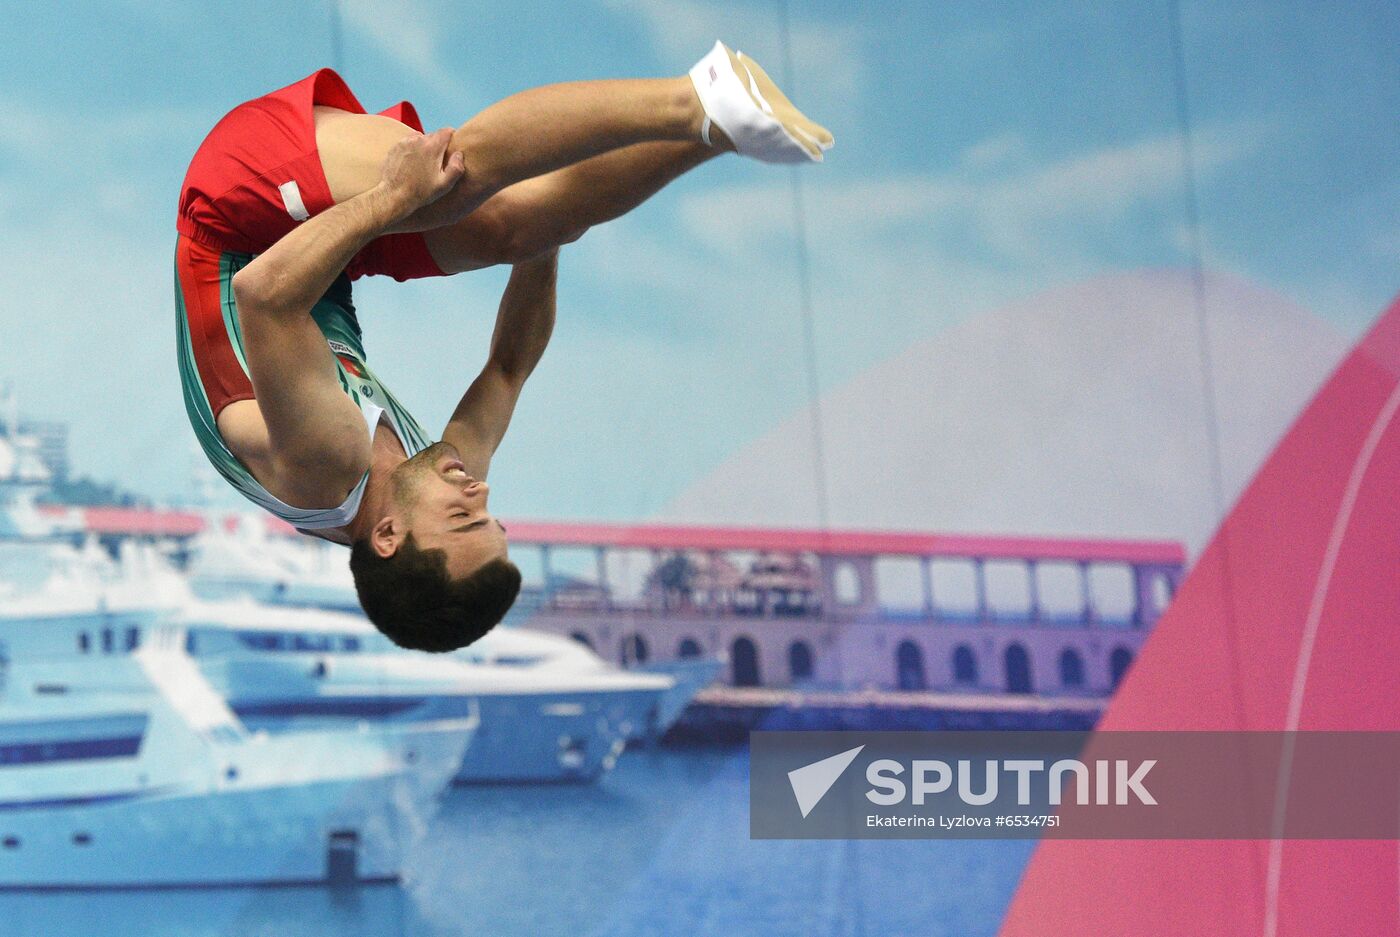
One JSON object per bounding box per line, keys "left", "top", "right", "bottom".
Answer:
{"left": 498, "top": 522, "right": 1185, "bottom": 699}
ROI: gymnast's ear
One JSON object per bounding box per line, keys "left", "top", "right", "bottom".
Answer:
{"left": 370, "top": 515, "right": 404, "bottom": 559}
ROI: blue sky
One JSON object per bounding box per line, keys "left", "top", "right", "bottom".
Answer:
{"left": 0, "top": 0, "right": 1394, "bottom": 521}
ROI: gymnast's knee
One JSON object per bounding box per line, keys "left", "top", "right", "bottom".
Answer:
{"left": 432, "top": 198, "right": 587, "bottom": 269}
{"left": 498, "top": 220, "right": 586, "bottom": 264}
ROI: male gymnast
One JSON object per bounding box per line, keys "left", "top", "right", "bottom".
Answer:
{"left": 175, "top": 42, "right": 832, "bottom": 651}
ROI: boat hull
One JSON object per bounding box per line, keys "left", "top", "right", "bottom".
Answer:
{"left": 631, "top": 658, "right": 724, "bottom": 740}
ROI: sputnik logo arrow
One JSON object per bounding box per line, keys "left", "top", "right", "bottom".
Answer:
{"left": 787, "top": 745, "right": 865, "bottom": 818}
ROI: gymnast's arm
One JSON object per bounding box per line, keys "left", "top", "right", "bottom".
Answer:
{"left": 441, "top": 248, "right": 559, "bottom": 479}
{"left": 230, "top": 129, "right": 465, "bottom": 500}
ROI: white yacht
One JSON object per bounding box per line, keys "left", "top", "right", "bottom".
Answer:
{"left": 187, "top": 518, "right": 720, "bottom": 741}
{"left": 177, "top": 598, "right": 671, "bottom": 783}
{"left": 183, "top": 523, "right": 674, "bottom": 778}
{"left": 463, "top": 627, "right": 723, "bottom": 741}
{"left": 186, "top": 517, "right": 360, "bottom": 613}
{"left": 0, "top": 629, "right": 474, "bottom": 888}
{"left": 0, "top": 487, "right": 475, "bottom": 887}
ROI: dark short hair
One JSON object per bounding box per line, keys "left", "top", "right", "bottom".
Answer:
{"left": 349, "top": 534, "right": 521, "bottom": 653}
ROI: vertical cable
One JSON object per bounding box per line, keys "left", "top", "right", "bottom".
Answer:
{"left": 1167, "top": 0, "right": 1245, "bottom": 711}
{"left": 1167, "top": 0, "right": 1260, "bottom": 909}
{"left": 776, "top": 1, "right": 833, "bottom": 540}
{"left": 776, "top": 11, "right": 861, "bottom": 936}
{"left": 775, "top": 0, "right": 847, "bottom": 700}
{"left": 1168, "top": 7, "right": 1227, "bottom": 522}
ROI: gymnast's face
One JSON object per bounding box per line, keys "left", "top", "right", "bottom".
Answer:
{"left": 389, "top": 442, "right": 509, "bottom": 576}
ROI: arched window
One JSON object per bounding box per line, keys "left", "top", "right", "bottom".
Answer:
{"left": 1110, "top": 646, "right": 1134, "bottom": 690}
{"left": 731, "top": 636, "right": 761, "bottom": 687}
{"left": 895, "top": 640, "right": 926, "bottom": 691}
{"left": 1004, "top": 643, "right": 1033, "bottom": 694}
{"left": 952, "top": 644, "right": 978, "bottom": 685}
{"left": 677, "top": 637, "right": 703, "bottom": 659}
{"left": 620, "top": 633, "right": 649, "bottom": 667}
{"left": 788, "top": 640, "right": 815, "bottom": 683}
{"left": 1059, "top": 648, "right": 1085, "bottom": 689}
{"left": 569, "top": 631, "right": 594, "bottom": 650}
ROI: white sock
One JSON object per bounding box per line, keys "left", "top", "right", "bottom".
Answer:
{"left": 688, "top": 40, "right": 821, "bottom": 164}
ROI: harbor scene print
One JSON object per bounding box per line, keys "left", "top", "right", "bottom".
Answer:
{"left": 0, "top": 1, "right": 1396, "bottom": 934}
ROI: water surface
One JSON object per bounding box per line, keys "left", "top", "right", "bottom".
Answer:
{"left": 0, "top": 747, "right": 1033, "bottom": 936}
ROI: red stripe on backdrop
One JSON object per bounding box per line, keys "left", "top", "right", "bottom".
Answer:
{"left": 997, "top": 291, "right": 1400, "bottom": 937}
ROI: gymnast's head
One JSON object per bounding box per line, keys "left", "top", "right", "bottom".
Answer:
{"left": 349, "top": 441, "right": 520, "bottom": 652}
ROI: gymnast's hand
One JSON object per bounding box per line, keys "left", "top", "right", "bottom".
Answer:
{"left": 376, "top": 127, "right": 467, "bottom": 223}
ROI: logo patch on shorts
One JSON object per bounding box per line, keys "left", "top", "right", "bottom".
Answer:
{"left": 278, "top": 180, "right": 310, "bottom": 222}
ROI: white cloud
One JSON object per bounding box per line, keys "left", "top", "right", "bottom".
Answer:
{"left": 1165, "top": 220, "right": 1257, "bottom": 280}
{"left": 675, "top": 175, "right": 961, "bottom": 259}
{"left": 671, "top": 120, "right": 1269, "bottom": 269}
{"left": 987, "top": 124, "right": 1262, "bottom": 223}
{"left": 656, "top": 268, "right": 1350, "bottom": 556}
{"left": 960, "top": 132, "right": 1026, "bottom": 171}
{"left": 107, "top": 0, "right": 204, "bottom": 34}
{"left": 559, "top": 118, "right": 1279, "bottom": 427}
{"left": 0, "top": 99, "right": 50, "bottom": 153}
{"left": 603, "top": 0, "right": 865, "bottom": 112}
{"left": 95, "top": 181, "right": 144, "bottom": 216}
{"left": 0, "top": 214, "right": 189, "bottom": 500}
{"left": 603, "top": 0, "right": 724, "bottom": 60}
{"left": 339, "top": 0, "right": 472, "bottom": 103}
{"left": 0, "top": 95, "right": 206, "bottom": 161}
{"left": 1287, "top": 276, "right": 1386, "bottom": 328}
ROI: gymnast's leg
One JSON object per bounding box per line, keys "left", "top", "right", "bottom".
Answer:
{"left": 422, "top": 139, "right": 722, "bottom": 272}
{"left": 316, "top": 42, "right": 832, "bottom": 242}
